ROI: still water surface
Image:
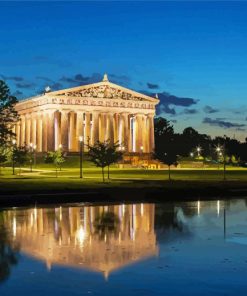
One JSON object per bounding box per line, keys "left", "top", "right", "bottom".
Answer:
{"left": 0, "top": 200, "right": 247, "bottom": 295}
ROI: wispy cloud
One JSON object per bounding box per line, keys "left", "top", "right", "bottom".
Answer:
{"left": 203, "top": 105, "right": 219, "bottom": 114}
{"left": 182, "top": 108, "right": 198, "bottom": 115}
{"left": 0, "top": 74, "right": 24, "bottom": 82}
{"left": 16, "top": 82, "right": 36, "bottom": 89}
{"left": 156, "top": 91, "right": 198, "bottom": 115}
{"left": 147, "top": 82, "right": 159, "bottom": 89}
{"left": 203, "top": 117, "right": 246, "bottom": 129}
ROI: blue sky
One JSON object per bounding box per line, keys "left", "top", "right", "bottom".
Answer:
{"left": 0, "top": 1, "right": 247, "bottom": 141}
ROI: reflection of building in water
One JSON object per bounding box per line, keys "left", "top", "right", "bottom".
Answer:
{"left": 3, "top": 204, "right": 157, "bottom": 279}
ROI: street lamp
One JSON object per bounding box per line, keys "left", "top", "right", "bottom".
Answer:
{"left": 12, "top": 139, "right": 16, "bottom": 175}
{"left": 190, "top": 152, "right": 194, "bottom": 158}
{"left": 79, "top": 136, "right": 83, "bottom": 179}
{"left": 196, "top": 146, "right": 201, "bottom": 157}
{"left": 33, "top": 144, "right": 37, "bottom": 166}
{"left": 223, "top": 135, "right": 227, "bottom": 181}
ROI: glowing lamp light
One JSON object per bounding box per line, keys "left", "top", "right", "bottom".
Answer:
{"left": 79, "top": 136, "right": 83, "bottom": 142}
{"left": 76, "top": 226, "right": 87, "bottom": 246}
{"left": 12, "top": 139, "right": 16, "bottom": 145}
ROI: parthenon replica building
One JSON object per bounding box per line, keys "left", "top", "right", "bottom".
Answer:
{"left": 15, "top": 74, "right": 159, "bottom": 153}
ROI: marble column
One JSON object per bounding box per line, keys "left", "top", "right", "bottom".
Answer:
{"left": 108, "top": 113, "right": 114, "bottom": 145}
{"left": 135, "top": 114, "right": 143, "bottom": 153}
{"left": 69, "top": 111, "right": 77, "bottom": 151}
{"left": 76, "top": 111, "right": 84, "bottom": 151}
{"left": 85, "top": 112, "right": 91, "bottom": 148}
{"left": 99, "top": 113, "right": 106, "bottom": 142}
{"left": 129, "top": 116, "right": 136, "bottom": 152}
{"left": 20, "top": 116, "right": 25, "bottom": 146}
{"left": 92, "top": 112, "right": 99, "bottom": 145}
{"left": 47, "top": 112, "right": 55, "bottom": 151}
{"left": 36, "top": 114, "right": 42, "bottom": 152}
{"left": 61, "top": 111, "right": 69, "bottom": 151}
{"left": 42, "top": 113, "right": 48, "bottom": 151}
{"left": 25, "top": 115, "right": 31, "bottom": 146}
{"left": 113, "top": 113, "right": 119, "bottom": 144}
{"left": 122, "top": 113, "right": 130, "bottom": 150}
{"left": 31, "top": 116, "right": 37, "bottom": 146}
{"left": 148, "top": 114, "right": 155, "bottom": 152}
{"left": 54, "top": 111, "right": 61, "bottom": 151}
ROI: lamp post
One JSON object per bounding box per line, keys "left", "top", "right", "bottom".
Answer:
{"left": 79, "top": 136, "right": 83, "bottom": 179}
{"left": 12, "top": 139, "right": 16, "bottom": 175}
{"left": 223, "top": 135, "right": 227, "bottom": 181}
{"left": 196, "top": 146, "right": 201, "bottom": 157}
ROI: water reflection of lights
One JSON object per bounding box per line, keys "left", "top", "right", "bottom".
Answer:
{"left": 141, "top": 203, "right": 144, "bottom": 216}
{"left": 76, "top": 226, "right": 87, "bottom": 246}
{"left": 197, "top": 201, "right": 200, "bottom": 216}
{"left": 217, "top": 200, "right": 220, "bottom": 216}
{"left": 12, "top": 217, "right": 16, "bottom": 237}
{"left": 34, "top": 207, "right": 37, "bottom": 220}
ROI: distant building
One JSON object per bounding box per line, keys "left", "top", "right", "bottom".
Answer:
{"left": 14, "top": 74, "right": 159, "bottom": 153}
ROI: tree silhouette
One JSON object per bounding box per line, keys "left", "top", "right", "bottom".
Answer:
{"left": 88, "top": 140, "right": 123, "bottom": 182}
{"left": 0, "top": 80, "right": 18, "bottom": 147}
{"left": 0, "top": 212, "right": 19, "bottom": 283}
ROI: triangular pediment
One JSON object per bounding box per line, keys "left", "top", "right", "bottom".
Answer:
{"left": 47, "top": 81, "right": 159, "bottom": 103}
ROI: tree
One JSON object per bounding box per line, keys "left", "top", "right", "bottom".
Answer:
{"left": 0, "top": 212, "right": 19, "bottom": 283}
{"left": 44, "top": 150, "right": 66, "bottom": 177}
{"left": 88, "top": 140, "right": 123, "bottom": 182}
{"left": 105, "top": 142, "right": 123, "bottom": 179}
{"left": 11, "top": 146, "right": 28, "bottom": 175}
{"left": 0, "top": 147, "right": 7, "bottom": 175}
{"left": 0, "top": 80, "right": 18, "bottom": 147}
{"left": 154, "top": 148, "right": 178, "bottom": 181}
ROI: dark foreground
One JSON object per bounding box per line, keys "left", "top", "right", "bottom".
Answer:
{"left": 0, "top": 179, "right": 247, "bottom": 207}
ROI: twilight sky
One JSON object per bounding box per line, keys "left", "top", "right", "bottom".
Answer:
{"left": 0, "top": 1, "right": 247, "bottom": 141}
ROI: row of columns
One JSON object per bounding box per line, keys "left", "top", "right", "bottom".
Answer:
{"left": 15, "top": 110, "right": 155, "bottom": 153}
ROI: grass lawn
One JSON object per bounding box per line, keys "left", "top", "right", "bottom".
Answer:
{"left": 0, "top": 164, "right": 246, "bottom": 196}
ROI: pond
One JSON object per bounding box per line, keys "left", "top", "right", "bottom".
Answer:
{"left": 0, "top": 199, "right": 247, "bottom": 295}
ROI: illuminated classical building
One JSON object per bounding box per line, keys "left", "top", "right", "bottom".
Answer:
{"left": 14, "top": 74, "right": 159, "bottom": 153}
{"left": 4, "top": 204, "right": 158, "bottom": 278}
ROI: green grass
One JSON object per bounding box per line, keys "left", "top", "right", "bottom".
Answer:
{"left": 0, "top": 164, "right": 247, "bottom": 195}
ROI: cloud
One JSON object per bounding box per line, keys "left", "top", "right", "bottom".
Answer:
{"left": 36, "top": 76, "right": 53, "bottom": 82}
{"left": 147, "top": 82, "right": 159, "bottom": 89}
{"left": 155, "top": 91, "right": 198, "bottom": 115}
{"left": 203, "top": 117, "right": 246, "bottom": 129}
{"left": 158, "top": 104, "right": 176, "bottom": 115}
{"left": 203, "top": 105, "right": 219, "bottom": 114}
{"left": 59, "top": 73, "right": 101, "bottom": 86}
{"left": 16, "top": 82, "right": 35, "bottom": 89}
{"left": 109, "top": 74, "right": 131, "bottom": 86}
{"left": 236, "top": 128, "right": 246, "bottom": 132}
{"left": 182, "top": 108, "right": 198, "bottom": 115}
{"left": 0, "top": 74, "right": 24, "bottom": 82}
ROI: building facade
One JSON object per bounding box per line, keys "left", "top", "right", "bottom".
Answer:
{"left": 15, "top": 74, "right": 159, "bottom": 153}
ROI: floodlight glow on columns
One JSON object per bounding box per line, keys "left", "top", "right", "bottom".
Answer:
{"left": 59, "top": 144, "right": 62, "bottom": 149}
